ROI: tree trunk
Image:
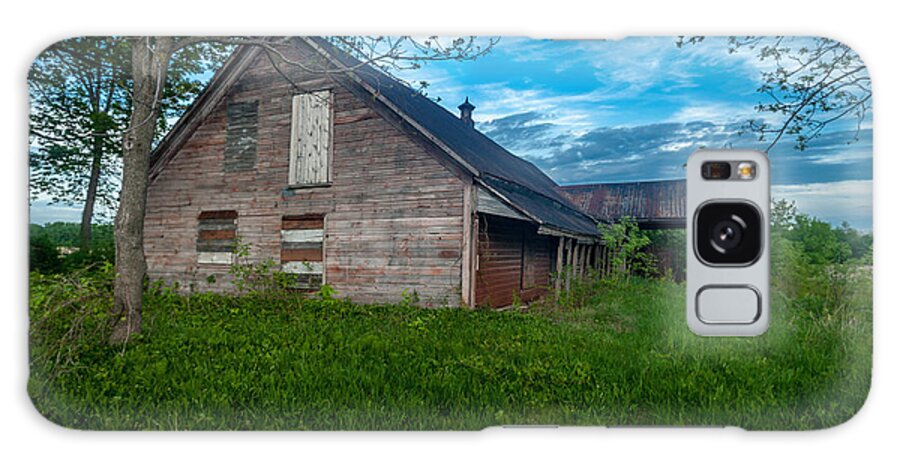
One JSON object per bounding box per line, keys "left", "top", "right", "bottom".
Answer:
{"left": 80, "top": 136, "right": 103, "bottom": 249}
{"left": 110, "top": 37, "right": 172, "bottom": 344}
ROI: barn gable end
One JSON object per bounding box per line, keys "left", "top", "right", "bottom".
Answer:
{"left": 146, "top": 38, "right": 605, "bottom": 308}
{"left": 144, "top": 41, "right": 468, "bottom": 306}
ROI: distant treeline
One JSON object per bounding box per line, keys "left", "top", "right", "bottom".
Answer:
{"left": 770, "top": 199, "right": 873, "bottom": 266}
{"left": 30, "top": 222, "right": 114, "bottom": 273}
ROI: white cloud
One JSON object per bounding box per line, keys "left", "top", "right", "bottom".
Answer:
{"left": 669, "top": 102, "right": 765, "bottom": 125}
{"left": 772, "top": 179, "right": 872, "bottom": 230}
{"left": 30, "top": 200, "right": 82, "bottom": 225}
{"left": 807, "top": 146, "right": 872, "bottom": 165}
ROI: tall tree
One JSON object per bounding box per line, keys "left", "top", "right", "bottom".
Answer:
{"left": 677, "top": 36, "right": 871, "bottom": 152}
{"left": 109, "top": 36, "right": 497, "bottom": 343}
{"left": 29, "top": 37, "right": 230, "bottom": 248}
{"left": 29, "top": 37, "right": 130, "bottom": 247}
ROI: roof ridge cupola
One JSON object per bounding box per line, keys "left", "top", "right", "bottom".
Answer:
{"left": 457, "top": 97, "right": 475, "bottom": 128}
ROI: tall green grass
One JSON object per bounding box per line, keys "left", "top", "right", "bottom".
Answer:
{"left": 28, "top": 269, "right": 871, "bottom": 431}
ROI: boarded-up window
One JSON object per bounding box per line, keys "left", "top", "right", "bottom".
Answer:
{"left": 224, "top": 101, "right": 258, "bottom": 172}
{"left": 289, "top": 90, "right": 332, "bottom": 185}
{"left": 197, "top": 210, "right": 237, "bottom": 264}
{"left": 281, "top": 215, "right": 324, "bottom": 289}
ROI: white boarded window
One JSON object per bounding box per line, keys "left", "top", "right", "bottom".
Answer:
{"left": 281, "top": 215, "right": 325, "bottom": 290}
{"left": 289, "top": 90, "right": 332, "bottom": 186}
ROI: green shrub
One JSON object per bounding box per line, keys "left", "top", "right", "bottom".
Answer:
{"left": 646, "top": 228, "right": 685, "bottom": 280}
{"left": 29, "top": 264, "right": 115, "bottom": 381}
{"left": 29, "top": 222, "right": 115, "bottom": 273}
{"left": 228, "top": 238, "right": 295, "bottom": 295}
{"left": 770, "top": 200, "right": 872, "bottom": 319}
{"left": 30, "top": 233, "right": 63, "bottom": 274}
{"left": 598, "top": 216, "right": 657, "bottom": 280}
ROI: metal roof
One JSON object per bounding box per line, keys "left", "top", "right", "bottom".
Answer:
{"left": 559, "top": 179, "right": 686, "bottom": 228}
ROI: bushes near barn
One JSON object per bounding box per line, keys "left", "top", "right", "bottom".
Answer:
{"left": 27, "top": 206, "right": 872, "bottom": 430}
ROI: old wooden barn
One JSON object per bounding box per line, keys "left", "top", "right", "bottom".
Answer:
{"left": 145, "top": 37, "right": 603, "bottom": 308}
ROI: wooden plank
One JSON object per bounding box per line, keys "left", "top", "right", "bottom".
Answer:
{"left": 199, "top": 229, "right": 236, "bottom": 240}
{"left": 476, "top": 186, "right": 529, "bottom": 221}
{"left": 282, "top": 216, "right": 325, "bottom": 230}
{"left": 198, "top": 210, "right": 238, "bottom": 220}
{"left": 474, "top": 214, "right": 551, "bottom": 308}
{"left": 555, "top": 237, "right": 564, "bottom": 292}
{"left": 281, "top": 229, "right": 324, "bottom": 242}
{"left": 196, "top": 240, "right": 236, "bottom": 252}
{"left": 461, "top": 183, "right": 474, "bottom": 307}
{"left": 290, "top": 90, "right": 332, "bottom": 186}
{"left": 292, "top": 273, "right": 323, "bottom": 290}
{"left": 334, "top": 108, "right": 376, "bottom": 125}
{"left": 197, "top": 220, "right": 237, "bottom": 231}
{"left": 282, "top": 261, "right": 324, "bottom": 274}
{"left": 289, "top": 94, "right": 302, "bottom": 184}
{"left": 322, "top": 214, "right": 328, "bottom": 285}
{"left": 281, "top": 248, "right": 323, "bottom": 262}
{"left": 583, "top": 243, "right": 588, "bottom": 276}
{"left": 281, "top": 241, "right": 325, "bottom": 250}
{"left": 197, "top": 252, "right": 233, "bottom": 265}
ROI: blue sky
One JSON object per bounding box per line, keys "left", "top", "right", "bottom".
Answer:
{"left": 30, "top": 36, "right": 873, "bottom": 230}
{"left": 397, "top": 36, "right": 873, "bottom": 230}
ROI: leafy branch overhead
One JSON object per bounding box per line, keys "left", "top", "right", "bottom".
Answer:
{"left": 184, "top": 36, "right": 499, "bottom": 97}
{"left": 326, "top": 36, "right": 499, "bottom": 95}
{"left": 28, "top": 37, "right": 231, "bottom": 247}
{"left": 677, "top": 36, "right": 871, "bottom": 152}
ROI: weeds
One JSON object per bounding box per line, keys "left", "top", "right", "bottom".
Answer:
{"left": 228, "top": 238, "right": 295, "bottom": 295}
{"left": 29, "top": 270, "right": 871, "bottom": 430}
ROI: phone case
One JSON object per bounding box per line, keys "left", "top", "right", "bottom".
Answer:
{"left": 28, "top": 36, "right": 872, "bottom": 430}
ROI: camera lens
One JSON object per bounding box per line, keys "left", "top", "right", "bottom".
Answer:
{"left": 710, "top": 217, "right": 744, "bottom": 252}
{"left": 695, "top": 202, "right": 762, "bottom": 265}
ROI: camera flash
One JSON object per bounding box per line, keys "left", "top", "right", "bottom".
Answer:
{"left": 737, "top": 162, "right": 756, "bottom": 180}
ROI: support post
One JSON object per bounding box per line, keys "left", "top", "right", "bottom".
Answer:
{"left": 555, "top": 237, "right": 564, "bottom": 292}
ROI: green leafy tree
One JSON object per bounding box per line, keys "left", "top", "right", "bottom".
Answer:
{"left": 29, "top": 38, "right": 130, "bottom": 248}
{"left": 790, "top": 215, "right": 852, "bottom": 265}
{"left": 770, "top": 198, "right": 871, "bottom": 316}
{"left": 29, "top": 233, "right": 62, "bottom": 274}
{"left": 598, "top": 216, "right": 656, "bottom": 280}
{"left": 29, "top": 37, "right": 231, "bottom": 248}
{"left": 835, "top": 221, "right": 873, "bottom": 263}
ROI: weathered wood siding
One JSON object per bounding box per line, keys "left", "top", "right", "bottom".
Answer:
{"left": 474, "top": 214, "right": 554, "bottom": 307}
{"left": 145, "top": 43, "right": 466, "bottom": 306}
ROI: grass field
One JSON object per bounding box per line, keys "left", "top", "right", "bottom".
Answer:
{"left": 28, "top": 273, "right": 871, "bottom": 431}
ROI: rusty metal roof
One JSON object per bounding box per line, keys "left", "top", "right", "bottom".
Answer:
{"left": 559, "top": 179, "right": 686, "bottom": 228}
